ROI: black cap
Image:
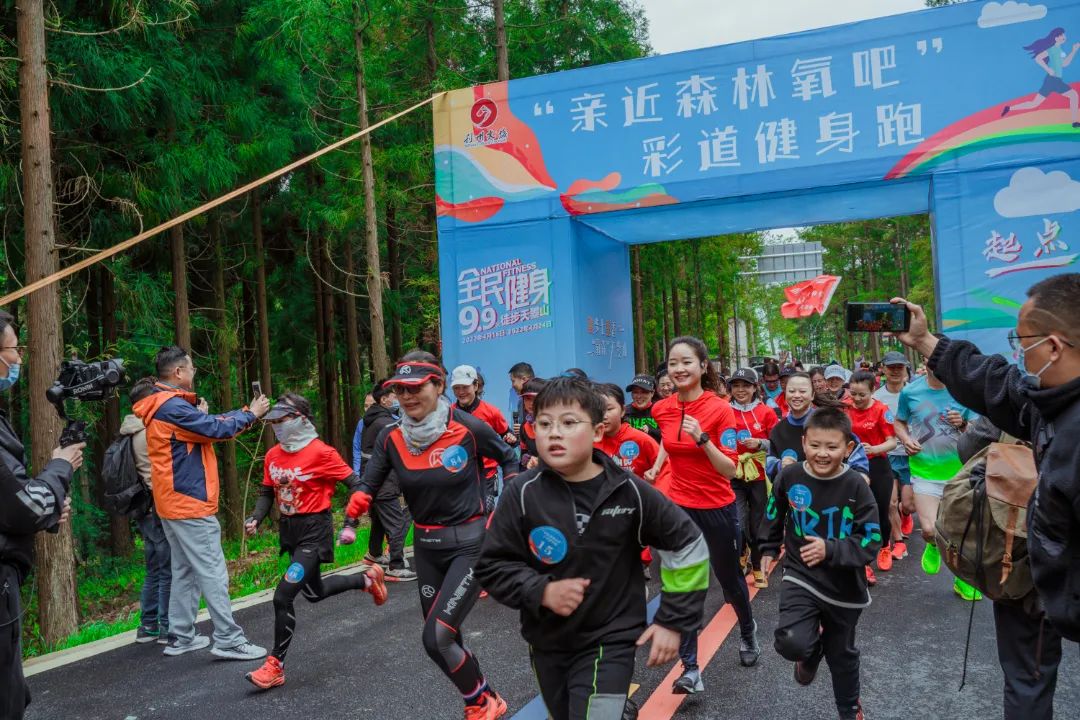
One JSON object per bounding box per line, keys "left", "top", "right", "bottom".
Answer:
{"left": 730, "top": 367, "right": 759, "bottom": 385}
{"left": 779, "top": 367, "right": 795, "bottom": 378}
{"left": 882, "top": 351, "right": 908, "bottom": 366}
{"left": 625, "top": 374, "right": 656, "bottom": 392}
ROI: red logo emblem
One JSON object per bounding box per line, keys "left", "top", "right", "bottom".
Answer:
{"left": 470, "top": 98, "right": 498, "bottom": 128}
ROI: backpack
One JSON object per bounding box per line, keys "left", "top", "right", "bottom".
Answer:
{"left": 935, "top": 440, "right": 1037, "bottom": 601}
{"left": 102, "top": 434, "right": 151, "bottom": 518}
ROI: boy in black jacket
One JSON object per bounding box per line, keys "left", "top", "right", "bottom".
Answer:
{"left": 759, "top": 408, "right": 880, "bottom": 720}
{"left": 476, "top": 377, "right": 709, "bottom": 720}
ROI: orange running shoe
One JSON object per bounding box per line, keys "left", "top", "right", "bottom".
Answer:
{"left": 479, "top": 590, "right": 489, "bottom": 599}
{"left": 464, "top": 691, "right": 508, "bottom": 720}
{"left": 245, "top": 656, "right": 284, "bottom": 690}
{"left": 877, "top": 546, "right": 893, "bottom": 572}
{"left": 900, "top": 512, "right": 914, "bottom": 537}
{"left": 364, "top": 563, "right": 388, "bottom": 606}
{"left": 892, "top": 541, "right": 908, "bottom": 560}
{"left": 865, "top": 565, "right": 877, "bottom": 586}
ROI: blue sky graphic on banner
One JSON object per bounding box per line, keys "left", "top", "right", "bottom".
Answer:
{"left": 434, "top": 0, "right": 1080, "bottom": 409}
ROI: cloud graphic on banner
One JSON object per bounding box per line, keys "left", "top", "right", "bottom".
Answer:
{"left": 994, "top": 167, "right": 1080, "bottom": 217}
{"left": 977, "top": 1, "right": 1047, "bottom": 28}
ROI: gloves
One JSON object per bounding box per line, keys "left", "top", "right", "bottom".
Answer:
{"left": 346, "top": 491, "right": 372, "bottom": 519}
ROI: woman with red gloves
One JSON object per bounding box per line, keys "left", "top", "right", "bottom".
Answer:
{"left": 348, "top": 351, "right": 517, "bottom": 720}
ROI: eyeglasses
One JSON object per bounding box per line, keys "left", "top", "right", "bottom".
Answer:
{"left": 0, "top": 345, "right": 26, "bottom": 355}
{"left": 535, "top": 417, "right": 592, "bottom": 434}
{"left": 1006, "top": 332, "right": 1046, "bottom": 352}
{"left": 389, "top": 382, "right": 429, "bottom": 396}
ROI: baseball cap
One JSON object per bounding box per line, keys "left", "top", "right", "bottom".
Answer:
{"left": 824, "top": 365, "right": 848, "bottom": 381}
{"left": 264, "top": 399, "right": 304, "bottom": 422}
{"left": 384, "top": 360, "right": 445, "bottom": 387}
{"left": 882, "top": 351, "right": 908, "bottom": 366}
{"left": 779, "top": 367, "right": 795, "bottom": 378}
{"left": 449, "top": 365, "right": 478, "bottom": 387}
{"left": 520, "top": 377, "right": 546, "bottom": 398}
{"left": 625, "top": 374, "right": 656, "bottom": 393}
{"left": 730, "top": 367, "right": 759, "bottom": 385}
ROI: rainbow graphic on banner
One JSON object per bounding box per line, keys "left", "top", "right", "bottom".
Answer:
{"left": 887, "top": 84, "right": 1080, "bottom": 180}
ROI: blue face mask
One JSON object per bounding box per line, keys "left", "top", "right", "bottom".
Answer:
{"left": 0, "top": 361, "right": 20, "bottom": 392}
{"left": 1017, "top": 336, "right": 1055, "bottom": 390}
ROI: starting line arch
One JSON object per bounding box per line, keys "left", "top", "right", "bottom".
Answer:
{"left": 434, "top": 0, "right": 1080, "bottom": 413}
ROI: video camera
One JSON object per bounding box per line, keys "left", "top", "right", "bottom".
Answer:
{"left": 46, "top": 357, "right": 126, "bottom": 447}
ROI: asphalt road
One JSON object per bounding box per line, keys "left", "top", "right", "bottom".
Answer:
{"left": 25, "top": 536, "right": 1080, "bottom": 719}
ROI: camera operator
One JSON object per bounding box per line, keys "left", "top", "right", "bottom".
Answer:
{"left": 0, "top": 310, "right": 84, "bottom": 719}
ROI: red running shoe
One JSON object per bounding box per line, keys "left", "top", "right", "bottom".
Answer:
{"left": 464, "top": 691, "right": 507, "bottom": 720}
{"left": 892, "top": 541, "right": 908, "bottom": 560}
{"left": 877, "top": 546, "right": 893, "bottom": 572}
{"left": 865, "top": 565, "right": 877, "bottom": 586}
{"left": 479, "top": 590, "right": 489, "bottom": 599}
{"left": 246, "top": 656, "right": 284, "bottom": 690}
{"left": 900, "top": 512, "right": 914, "bottom": 537}
{"left": 364, "top": 563, "right": 388, "bottom": 606}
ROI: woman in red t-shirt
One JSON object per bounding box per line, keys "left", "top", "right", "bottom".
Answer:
{"left": 243, "top": 393, "right": 386, "bottom": 691}
{"left": 845, "top": 371, "right": 898, "bottom": 574}
{"left": 645, "top": 336, "right": 759, "bottom": 694}
{"left": 728, "top": 368, "right": 779, "bottom": 590}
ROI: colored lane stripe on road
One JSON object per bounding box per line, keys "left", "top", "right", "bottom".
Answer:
{"left": 508, "top": 594, "right": 661, "bottom": 720}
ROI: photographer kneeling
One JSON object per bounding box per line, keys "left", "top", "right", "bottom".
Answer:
{"left": 0, "top": 310, "right": 84, "bottom": 720}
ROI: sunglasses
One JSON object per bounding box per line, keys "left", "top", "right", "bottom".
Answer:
{"left": 389, "top": 381, "right": 430, "bottom": 396}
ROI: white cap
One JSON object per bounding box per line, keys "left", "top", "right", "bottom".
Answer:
{"left": 824, "top": 365, "right": 848, "bottom": 381}
{"left": 450, "top": 365, "right": 478, "bottom": 387}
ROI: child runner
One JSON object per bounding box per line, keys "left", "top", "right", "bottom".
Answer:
{"left": 595, "top": 383, "right": 660, "bottom": 478}
{"left": 893, "top": 357, "right": 980, "bottom": 601}
{"left": 356, "top": 352, "right": 518, "bottom": 719}
{"left": 728, "top": 368, "right": 779, "bottom": 588}
{"left": 872, "top": 351, "right": 915, "bottom": 561}
{"left": 645, "top": 336, "right": 759, "bottom": 694}
{"left": 623, "top": 374, "right": 662, "bottom": 442}
{"left": 476, "top": 377, "right": 709, "bottom": 720}
{"left": 844, "top": 371, "right": 898, "bottom": 574}
{"left": 760, "top": 408, "right": 880, "bottom": 720}
{"left": 243, "top": 394, "right": 387, "bottom": 690}
{"left": 452, "top": 364, "right": 517, "bottom": 509}
{"left": 518, "top": 377, "right": 545, "bottom": 471}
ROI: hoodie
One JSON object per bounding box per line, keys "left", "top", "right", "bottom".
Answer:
{"left": 119, "top": 414, "right": 152, "bottom": 489}
{"left": 476, "top": 451, "right": 708, "bottom": 652}
{"left": 930, "top": 336, "right": 1080, "bottom": 641}
{"left": 360, "top": 403, "right": 401, "bottom": 500}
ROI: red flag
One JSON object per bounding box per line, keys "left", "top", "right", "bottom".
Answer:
{"left": 780, "top": 275, "right": 841, "bottom": 319}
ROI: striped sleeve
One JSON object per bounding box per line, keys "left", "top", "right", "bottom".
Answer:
{"left": 635, "top": 478, "right": 709, "bottom": 633}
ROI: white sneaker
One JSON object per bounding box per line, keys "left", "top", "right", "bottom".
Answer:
{"left": 385, "top": 567, "right": 417, "bottom": 582}
{"left": 163, "top": 634, "right": 210, "bottom": 656}
{"left": 211, "top": 641, "right": 268, "bottom": 661}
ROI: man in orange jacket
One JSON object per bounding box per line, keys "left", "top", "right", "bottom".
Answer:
{"left": 134, "top": 346, "right": 270, "bottom": 661}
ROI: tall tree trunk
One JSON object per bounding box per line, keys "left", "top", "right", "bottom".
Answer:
{"left": 386, "top": 202, "right": 403, "bottom": 360}
{"left": 312, "top": 233, "right": 329, "bottom": 432}
{"left": 87, "top": 269, "right": 104, "bottom": 510}
{"left": 250, "top": 192, "right": 273, "bottom": 448}
{"left": 660, "top": 286, "right": 670, "bottom": 350}
{"left": 494, "top": 0, "right": 509, "bottom": 81}
{"left": 692, "top": 241, "right": 704, "bottom": 337}
{"left": 353, "top": 16, "right": 389, "bottom": 378}
{"left": 171, "top": 225, "right": 191, "bottom": 350}
{"left": 101, "top": 269, "right": 129, "bottom": 555}
{"left": 715, "top": 285, "right": 728, "bottom": 369}
{"left": 631, "top": 247, "right": 645, "bottom": 372}
{"left": 318, "top": 234, "right": 341, "bottom": 452}
{"left": 425, "top": 0, "right": 438, "bottom": 83}
{"left": 19, "top": 0, "right": 78, "bottom": 643}
{"left": 670, "top": 280, "right": 682, "bottom": 337}
{"left": 211, "top": 220, "right": 241, "bottom": 539}
{"left": 343, "top": 237, "right": 362, "bottom": 433}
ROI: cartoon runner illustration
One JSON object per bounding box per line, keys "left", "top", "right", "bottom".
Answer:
{"left": 1002, "top": 27, "right": 1080, "bottom": 127}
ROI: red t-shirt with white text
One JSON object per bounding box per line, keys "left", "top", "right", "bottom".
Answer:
{"left": 596, "top": 423, "right": 660, "bottom": 478}
{"left": 263, "top": 439, "right": 354, "bottom": 516}
{"left": 845, "top": 401, "right": 896, "bottom": 458}
{"left": 652, "top": 392, "right": 739, "bottom": 509}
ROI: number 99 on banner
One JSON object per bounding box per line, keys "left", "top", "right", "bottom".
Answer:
{"left": 460, "top": 305, "right": 498, "bottom": 336}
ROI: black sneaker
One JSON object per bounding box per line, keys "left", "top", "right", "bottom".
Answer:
{"left": 158, "top": 632, "right": 175, "bottom": 646}
{"left": 794, "top": 655, "right": 822, "bottom": 686}
{"left": 671, "top": 666, "right": 703, "bottom": 694}
{"left": 135, "top": 625, "right": 159, "bottom": 644}
{"left": 738, "top": 620, "right": 760, "bottom": 667}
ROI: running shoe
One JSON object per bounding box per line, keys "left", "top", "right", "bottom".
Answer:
{"left": 953, "top": 578, "right": 983, "bottom": 602}
{"left": 363, "top": 552, "right": 390, "bottom": 566}
{"left": 246, "top": 656, "right": 285, "bottom": 690}
{"left": 921, "top": 542, "right": 941, "bottom": 575}
{"left": 671, "top": 666, "right": 704, "bottom": 694}
{"left": 900, "top": 512, "right": 914, "bottom": 537}
{"left": 464, "top": 691, "right": 507, "bottom": 719}
{"left": 739, "top": 620, "right": 760, "bottom": 667}
{"left": 876, "top": 546, "right": 893, "bottom": 572}
{"left": 865, "top": 565, "right": 877, "bottom": 587}
{"left": 135, "top": 625, "right": 159, "bottom": 644}
{"left": 752, "top": 570, "right": 768, "bottom": 589}
{"left": 158, "top": 632, "right": 175, "bottom": 646}
{"left": 364, "top": 563, "right": 388, "bottom": 606}
{"left": 891, "top": 541, "right": 908, "bottom": 560}
{"left": 163, "top": 634, "right": 210, "bottom": 656}
{"left": 385, "top": 567, "right": 417, "bottom": 582}
{"left": 211, "top": 641, "right": 268, "bottom": 661}
{"left": 479, "top": 590, "right": 489, "bottom": 599}
{"left": 794, "top": 656, "right": 821, "bottom": 686}
{"left": 840, "top": 700, "right": 865, "bottom": 720}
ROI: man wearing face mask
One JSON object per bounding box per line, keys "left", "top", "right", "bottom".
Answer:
{"left": 0, "top": 310, "right": 84, "bottom": 720}
{"left": 133, "top": 345, "right": 269, "bottom": 661}
{"left": 895, "top": 274, "right": 1080, "bottom": 718}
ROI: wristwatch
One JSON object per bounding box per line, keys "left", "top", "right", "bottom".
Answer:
{"left": 696, "top": 432, "right": 710, "bottom": 447}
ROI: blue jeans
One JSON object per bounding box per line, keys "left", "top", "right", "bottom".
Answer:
{"left": 138, "top": 509, "right": 172, "bottom": 631}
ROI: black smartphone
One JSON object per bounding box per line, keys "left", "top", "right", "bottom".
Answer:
{"left": 845, "top": 302, "right": 911, "bottom": 333}
{"left": 251, "top": 380, "right": 263, "bottom": 398}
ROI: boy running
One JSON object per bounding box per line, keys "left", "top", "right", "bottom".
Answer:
{"left": 595, "top": 383, "right": 660, "bottom": 477}
{"left": 476, "top": 377, "right": 709, "bottom": 720}
{"left": 760, "top": 408, "right": 880, "bottom": 720}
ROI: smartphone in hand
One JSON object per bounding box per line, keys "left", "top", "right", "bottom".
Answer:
{"left": 845, "top": 302, "right": 911, "bottom": 333}
{"left": 252, "top": 381, "right": 263, "bottom": 398}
